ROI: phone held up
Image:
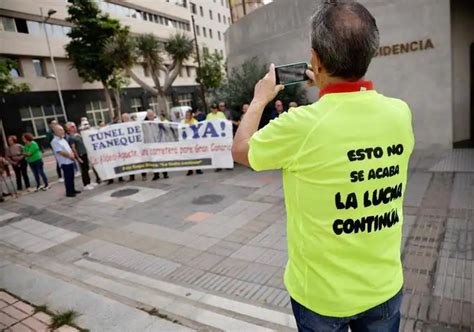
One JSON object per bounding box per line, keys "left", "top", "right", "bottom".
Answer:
{"left": 275, "top": 62, "right": 309, "bottom": 86}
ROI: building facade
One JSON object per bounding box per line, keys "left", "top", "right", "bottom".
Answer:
{"left": 188, "top": 0, "right": 232, "bottom": 59}
{"left": 226, "top": 0, "right": 474, "bottom": 149}
{"left": 229, "top": 0, "right": 264, "bottom": 23}
{"left": 0, "top": 0, "right": 199, "bottom": 146}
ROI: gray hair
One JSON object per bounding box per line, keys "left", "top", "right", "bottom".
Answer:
{"left": 311, "top": 0, "right": 379, "bottom": 80}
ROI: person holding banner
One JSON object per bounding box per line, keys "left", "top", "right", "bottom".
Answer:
{"left": 206, "top": 104, "right": 226, "bottom": 121}
{"left": 182, "top": 110, "right": 203, "bottom": 176}
{"left": 145, "top": 110, "right": 169, "bottom": 180}
{"left": 51, "top": 125, "right": 80, "bottom": 198}
{"left": 66, "top": 122, "right": 95, "bottom": 191}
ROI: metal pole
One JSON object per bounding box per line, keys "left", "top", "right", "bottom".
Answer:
{"left": 191, "top": 15, "right": 208, "bottom": 113}
{"left": 40, "top": 7, "right": 68, "bottom": 121}
{"left": 242, "top": 0, "right": 247, "bottom": 16}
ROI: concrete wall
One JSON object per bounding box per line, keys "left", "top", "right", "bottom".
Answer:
{"left": 226, "top": 0, "right": 456, "bottom": 149}
{"left": 451, "top": 0, "right": 474, "bottom": 143}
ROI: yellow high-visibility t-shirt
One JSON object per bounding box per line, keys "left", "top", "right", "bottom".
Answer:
{"left": 248, "top": 84, "right": 414, "bottom": 317}
{"left": 206, "top": 112, "right": 226, "bottom": 120}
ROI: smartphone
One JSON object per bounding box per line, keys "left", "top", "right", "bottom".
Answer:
{"left": 275, "top": 62, "right": 309, "bottom": 86}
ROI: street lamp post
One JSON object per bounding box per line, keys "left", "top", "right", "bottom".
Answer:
{"left": 40, "top": 7, "right": 68, "bottom": 121}
{"left": 191, "top": 15, "right": 208, "bottom": 113}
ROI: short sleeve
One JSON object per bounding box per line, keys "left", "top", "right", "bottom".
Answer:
{"left": 50, "top": 140, "right": 62, "bottom": 153}
{"left": 248, "top": 107, "right": 308, "bottom": 171}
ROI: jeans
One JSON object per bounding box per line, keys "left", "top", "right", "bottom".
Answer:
{"left": 291, "top": 289, "right": 402, "bottom": 332}
{"left": 12, "top": 159, "right": 30, "bottom": 190}
{"left": 79, "top": 154, "right": 90, "bottom": 186}
{"left": 29, "top": 160, "right": 48, "bottom": 189}
{"left": 61, "top": 163, "right": 76, "bottom": 195}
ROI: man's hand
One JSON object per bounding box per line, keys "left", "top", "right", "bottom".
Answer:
{"left": 253, "top": 64, "right": 284, "bottom": 105}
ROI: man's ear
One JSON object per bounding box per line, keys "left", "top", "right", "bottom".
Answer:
{"left": 311, "top": 49, "right": 322, "bottom": 73}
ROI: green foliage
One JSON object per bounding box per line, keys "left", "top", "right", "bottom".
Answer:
{"left": 0, "top": 58, "right": 29, "bottom": 94}
{"left": 49, "top": 310, "right": 80, "bottom": 330}
{"left": 214, "top": 58, "right": 307, "bottom": 111}
{"left": 65, "top": 0, "right": 126, "bottom": 84}
{"left": 165, "top": 33, "right": 194, "bottom": 63}
{"left": 196, "top": 52, "right": 224, "bottom": 91}
{"left": 135, "top": 34, "right": 164, "bottom": 69}
{"left": 104, "top": 30, "right": 136, "bottom": 70}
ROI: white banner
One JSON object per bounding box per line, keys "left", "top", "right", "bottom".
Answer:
{"left": 82, "top": 120, "right": 234, "bottom": 180}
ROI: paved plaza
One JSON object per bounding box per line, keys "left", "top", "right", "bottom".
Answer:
{"left": 0, "top": 149, "right": 473, "bottom": 331}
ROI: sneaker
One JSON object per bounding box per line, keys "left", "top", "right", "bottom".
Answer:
{"left": 75, "top": 172, "right": 81, "bottom": 178}
{"left": 152, "top": 174, "right": 160, "bottom": 181}
{"left": 59, "top": 178, "right": 64, "bottom": 183}
{"left": 85, "top": 184, "right": 94, "bottom": 190}
{"left": 196, "top": 170, "right": 203, "bottom": 175}
{"left": 163, "top": 173, "right": 169, "bottom": 179}
{"left": 74, "top": 190, "right": 81, "bottom": 194}
{"left": 35, "top": 187, "right": 41, "bottom": 192}
{"left": 90, "top": 182, "right": 99, "bottom": 187}
{"left": 41, "top": 185, "right": 50, "bottom": 191}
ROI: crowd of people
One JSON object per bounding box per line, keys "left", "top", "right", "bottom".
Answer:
{"left": 0, "top": 99, "right": 297, "bottom": 200}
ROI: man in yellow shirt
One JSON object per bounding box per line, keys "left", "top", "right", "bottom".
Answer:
{"left": 232, "top": 1, "right": 414, "bottom": 331}
{"left": 206, "top": 104, "right": 226, "bottom": 120}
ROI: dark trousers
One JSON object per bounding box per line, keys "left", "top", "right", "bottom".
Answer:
{"left": 61, "top": 163, "right": 76, "bottom": 195}
{"left": 79, "top": 154, "right": 91, "bottom": 186}
{"left": 13, "top": 159, "right": 30, "bottom": 190}
{"left": 291, "top": 289, "right": 402, "bottom": 332}
{"left": 29, "top": 160, "right": 48, "bottom": 188}
{"left": 56, "top": 161, "right": 62, "bottom": 178}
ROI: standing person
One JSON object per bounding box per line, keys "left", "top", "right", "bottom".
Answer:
{"left": 159, "top": 112, "right": 169, "bottom": 122}
{"left": 66, "top": 122, "right": 95, "bottom": 190}
{"left": 206, "top": 104, "right": 226, "bottom": 120}
{"left": 22, "top": 133, "right": 49, "bottom": 191}
{"left": 5, "top": 135, "right": 30, "bottom": 192}
{"left": 98, "top": 120, "right": 106, "bottom": 128}
{"left": 232, "top": 1, "right": 414, "bottom": 330}
{"left": 218, "top": 101, "right": 232, "bottom": 121}
{"left": 121, "top": 113, "right": 139, "bottom": 182}
{"left": 194, "top": 108, "right": 206, "bottom": 122}
{"left": 270, "top": 100, "right": 286, "bottom": 119}
{"left": 46, "top": 119, "right": 63, "bottom": 182}
{"left": 51, "top": 125, "right": 80, "bottom": 197}
{"left": 145, "top": 110, "right": 168, "bottom": 180}
{"left": 182, "top": 110, "right": 203, "bottom": 176}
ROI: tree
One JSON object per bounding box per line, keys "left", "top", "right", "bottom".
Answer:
{"left": 196, "top": 52, "right": 224, "bottom": 92}
{"left": 0, "top": 58, "right": 29, "bottom": 94}
{"left": 107, "top": 32, "right": 194, "bottom": 114}
{"left": 65, "top": 0, "right": 126, "bottom": 119}
{"left": 214, "top": 58, "right": 306, "bottom": 118}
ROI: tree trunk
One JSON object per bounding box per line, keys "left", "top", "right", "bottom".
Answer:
{"left": 113, "top": 89, "right": 122, "bottom": 116}
{"left": 101, "top": 81, "right": 115, "bottom": 121}
{"left": 157, "top": 90, "right": 168, "bottom": 116}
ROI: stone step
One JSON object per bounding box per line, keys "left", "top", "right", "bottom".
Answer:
{"left": 4, "top": 251, "right": 296, "bottom": 331}
{"left": 0, "top": 262, "right": 190, "bottom": 331}
{"left": 75, "top": 258, "right": 297, "bottom": 330}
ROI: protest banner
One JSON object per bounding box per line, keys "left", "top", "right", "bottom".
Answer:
{"left": 82, "top": 120, "right": 233, "bottom": 180}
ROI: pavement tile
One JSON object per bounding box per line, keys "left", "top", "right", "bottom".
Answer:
{"left": 21, "top": 317, "right": 49, "bottom": 332}
{"left": 185, "top": 211, "right": 213, "bottom": 222}
{"left": 0, "top": 300, "right": 9, "bottom": 309}
{"left": 0, "top": 292, "right": 18, "bottom": 304}
{"left": 12, "top": 302, "right": 35, "bottom": 316}
{"left": 54, "top": 325, "right": 80, "bottom": 332}
{"left": 32, "top": 312, "right": 52, "bottom": 325}
{"left": 9, "top": 322, "right": 33, "bottom": 332}
{"left": 0, "top": 312, "right": 17, "bottom": 327}
{"left": 2, "top": 305, "right": 29, "bottom": 320}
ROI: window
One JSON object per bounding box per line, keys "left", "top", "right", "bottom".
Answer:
{"left": 203, "top": 27, "right": 207, "bottom": 37}
{"left": 14, "top": 18, "right": 28, "bottom": 33}
{"left": 86, "top": 101, "right": 110, "bottom": 126}
{"left": 203, "top": 47, "right": 209, "bottom": 55}
{"left": 20, "top": 105, "right": 64, "bottom": 138}
{"left": 228, "top": 17, "right": 231, "bottom": 24}
{"left": 32, "top": 59, "right": 46, "bottom": 77}
{"left": 8, "top": 58, "right": 22, "bottom": 78}
{"left": 0, "top": 16, "right": 16, "bottom": 32}
{"left": 209, "top": 29, "right": 213, "bottom": 39}
{"left": 218, "top": 31, "right": 221, "bottom": 41}
{"left": 186, "top": 66, "right": 191, "bottom": 77}
{"left": 221, "top": 0, "right": 224, "bottom": 5}
{"left": 223, "top": 16, "right": 226, "bottom": 24}
{"left": 190, "top": 2, "right": 196, "bottom": 14}
{"left": 130, "top": 97, "right": 143, "bottom": 112}
{"left": 177, "top": 93, "right": 192, "bottom": 107}
{"left": 209, "top": 10, "right": 213, "bottom": 20}
{"left": 225, "top": 0, "right": 228, "bottom": 8}
{"left": 199, "top": 6, "right": 203, "bottom": 16}
{"left": 218, "top": 13, "right": 221, "bottom": 23}
{"left": 220, "top": 49, "right": 224, "bottom": 57}
{"left": 195, "top": 25, "right": 200, "bottom": 36}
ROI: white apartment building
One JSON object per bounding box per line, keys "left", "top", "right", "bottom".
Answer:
{"left": 0, "top": 0, "right": 200, "bottom": 146}
{"left": 187, "top": 0, "right": 232, "bottom": 59}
